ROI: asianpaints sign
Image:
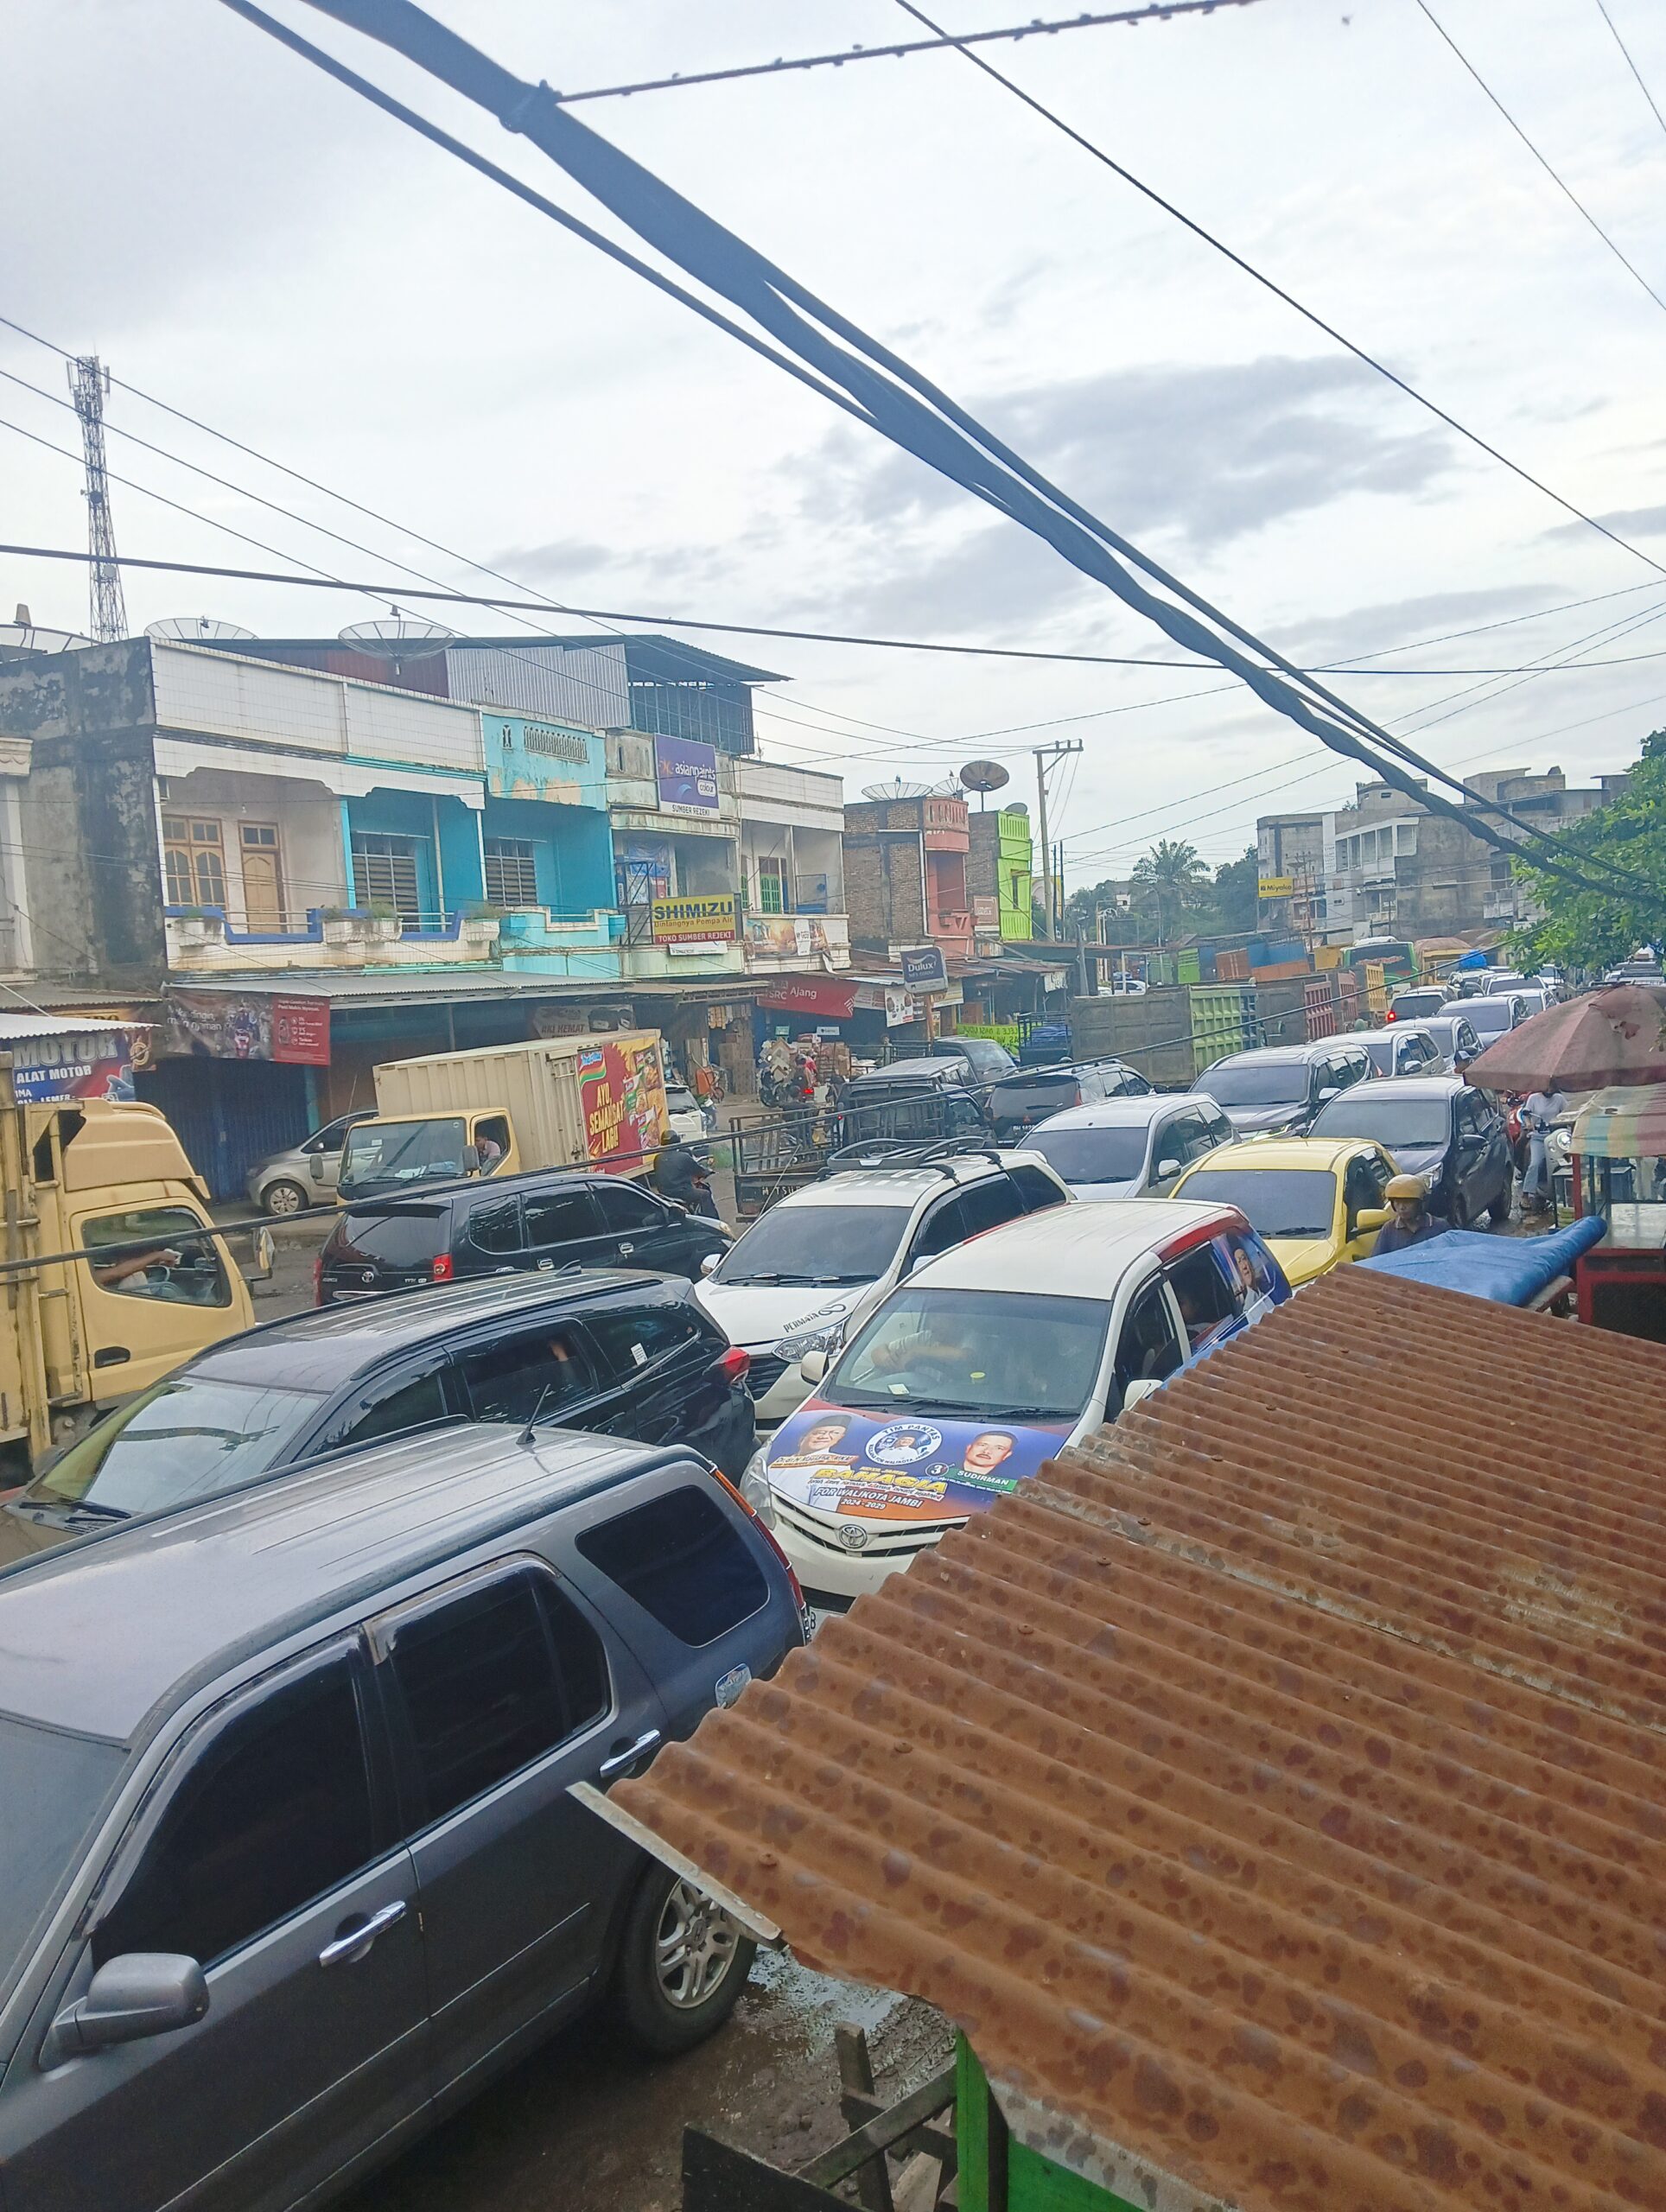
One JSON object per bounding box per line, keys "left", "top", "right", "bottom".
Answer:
{"left": 653, "top": 735, "right": 721, "bottom": 817}
{"left": 765, "top": 1400, "right": 1071, "bottom": 1523}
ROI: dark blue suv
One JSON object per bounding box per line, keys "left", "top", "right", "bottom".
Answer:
{"left": 0, "top": 1424, "right": 804, "bottom": 2210}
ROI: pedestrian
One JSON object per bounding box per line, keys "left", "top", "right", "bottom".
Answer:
{"left": 1520, "top": 1086, "right": 1567, "bottom": 1213}
{"left": 1373, "top": 1173, "right": 1449, "bottom": 1253}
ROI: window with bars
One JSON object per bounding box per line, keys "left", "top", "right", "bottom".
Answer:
{"left": 484, "top": 837, "right": 540, "bottom": 908}
{"left": 350, "top": 833, "right": 423, "bottom": 922}
{"left": 162, "top": 817, "right": 226, "bottom": 909}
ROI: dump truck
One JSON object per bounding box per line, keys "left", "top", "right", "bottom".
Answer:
{"left": 337, "top": 1032, "right": 671, "bottom": 1203}
{"left": 0, "top": 1071, "right": 262, "bottom": 1475}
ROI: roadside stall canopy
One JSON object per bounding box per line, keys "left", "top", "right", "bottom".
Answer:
{"left": 1466, "top": 981, "right": 1666, "bottom": 1092}
{"left": 1359, "top": 1215, "right": 1604, "bottom": 1302}
{"left": 588, "top": 1266, "right": 1666, "bottom": 2212}
{"left": 1571, "top": 1080, "right": 1666, "bottom": 1157}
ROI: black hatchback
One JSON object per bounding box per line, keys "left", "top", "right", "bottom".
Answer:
{"left": 0, "top": 1272, "right": 756, "bottom": 1572}
{"left": 318, "top": 1168, "right": 729, "bottom": 1304}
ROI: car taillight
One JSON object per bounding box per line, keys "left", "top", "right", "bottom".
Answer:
{"left": 711, "top": 1467, "right": 809, "bottom": 1619}
{"left": 715, "top": 1344, "right": 751, "bottom": 1385}
{"left": 312, "top": 1252, "right": 325, "bottom": 1306}
{"left": 1384, "top": 1009, "right": 1398, "bottom": 1021}
{"left": 430, "top": 1254, "right": 455, "bottom": 1282}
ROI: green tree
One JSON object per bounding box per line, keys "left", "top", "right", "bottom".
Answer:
{"left": 1510, "top": 732, "right": 1666, "bottom": 973}
{"left": 1131, "top": 839, "right": 1209, "bottom": 943}
{"left": 1201, "top": 847, "right": 1260, "bottom": 937}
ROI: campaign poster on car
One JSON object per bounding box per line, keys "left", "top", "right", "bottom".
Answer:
{"left": 766, "top": 1401, "right": 1071, "bottom": 1522}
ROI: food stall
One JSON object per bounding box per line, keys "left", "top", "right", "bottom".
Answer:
{"left": 1567, "top": 1082, "right": 1666, "bottom": 1338}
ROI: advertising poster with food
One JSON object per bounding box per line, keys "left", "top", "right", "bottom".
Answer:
{"left": 766, "top": 1402, "right": 1070, "bottom": 1522}
{"left": 578, "top": 1035, "right": 667, "bottom": 1173}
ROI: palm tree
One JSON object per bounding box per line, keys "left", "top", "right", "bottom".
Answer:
{"left": 1131, "top": 839, "right": 1209, "bottom": 944}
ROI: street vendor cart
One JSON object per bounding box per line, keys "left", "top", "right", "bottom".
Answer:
{"left": 1567, "top": 1081, "right": 1666, "bottom": 1339}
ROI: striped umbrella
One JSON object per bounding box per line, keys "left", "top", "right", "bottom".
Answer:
{"left": 1570, "top": 1082, "right": 1666, "bottom": 1160}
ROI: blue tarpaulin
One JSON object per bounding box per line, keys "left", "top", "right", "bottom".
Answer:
{"left": 1358, "top": 1217, "right": 1606, "bottom": 1303}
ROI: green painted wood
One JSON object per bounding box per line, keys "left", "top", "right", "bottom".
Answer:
{"left": 955, "top": 2034, "right": 1146, "bottom": 2212}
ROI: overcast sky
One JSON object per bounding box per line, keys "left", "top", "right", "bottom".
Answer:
{"left": 7, "top": 0, "right": 1666, "bottom": 886}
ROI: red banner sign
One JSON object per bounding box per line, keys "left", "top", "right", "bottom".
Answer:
{"left": 756, "top": 977, "right": 859, "bottom": 1020}
{"left": 271, "top": 996, "right": 331, "bottom": 1065}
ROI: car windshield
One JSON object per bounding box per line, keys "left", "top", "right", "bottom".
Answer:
{"left": 666, "top": 1086, "right": 699, "bottom": 1113}
{"left": 1310, "top": 1094, "right": 1451, "bottom": 1147}
{"left": 1390, "top": 993, "right": 1443, "bottom": 1017}
{"left": 1455, "top": 1000, "right": 1512, "bottom": 1034}
{"left": 340, "top": 1116, "right": 468, "bottom": 1193}
{"left": 713, "top": 1203, "right": 913, "bottom": 1287}
{"left": 1023, "top": 1124, "right": 1148, "bottom": 1184}
{"left": 0, "top": 1716, "right": 126, "bottom": 1988}
{"left": 828, "top": 1287, "right": 1111, "bottom": 1420}
{"left": 1175, "top": 1167, "right": 1338, "bottom": 1240}
{"left": 1194, "top": 1065, "right": 1310, "bottom": 1106}
{"left": 21, "top": 1376, "right": 328, "bottom": 1521}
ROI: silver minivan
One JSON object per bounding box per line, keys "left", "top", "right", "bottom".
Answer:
{"left": 245, "top": 1111, "right": 372, "bottom": 1216}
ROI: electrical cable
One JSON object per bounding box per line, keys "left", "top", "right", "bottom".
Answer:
{"left": 1592, "top": 0, "right": 1666, "bottom": 143}
{"left": 1412, "top": 0, "right": 1666, "bottom": 317}
{"left": 244, "top": 0, "right": 1656, "bottom": 899}
{"left": 546, "top": 2, "right": 1259, "bottom": 105}
{"left": 892, "top": 0, "right": 1666, "bottom": 578}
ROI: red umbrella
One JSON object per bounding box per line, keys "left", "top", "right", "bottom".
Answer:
{"left": 1465, "top": 983, "right": 1666, "bottom": 1091}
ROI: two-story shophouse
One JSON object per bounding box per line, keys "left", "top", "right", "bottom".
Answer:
{"left": 0, "top": 628, "right": 849, "bottom": 1194}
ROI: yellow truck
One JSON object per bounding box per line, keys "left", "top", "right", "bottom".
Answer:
{"left": 0, "top": 1074, "right": 262, "bottom": 1475}
{"left": 337, "top": 1032, "right": 671, "bottom": 1203}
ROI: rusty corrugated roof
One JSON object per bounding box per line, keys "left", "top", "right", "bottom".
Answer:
{"left": 610, "top": 1268, "right": 1666, "bottom": 2212}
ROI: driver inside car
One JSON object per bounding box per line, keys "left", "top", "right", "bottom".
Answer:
{"left": 92, "top": 1245, "right": 185, "bottom": 1294}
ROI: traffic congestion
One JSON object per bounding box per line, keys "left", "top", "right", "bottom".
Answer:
{"left": 0, "top": 951, "right": 1653, "bottom": 2212}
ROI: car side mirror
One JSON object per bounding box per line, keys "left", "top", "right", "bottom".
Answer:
{"left": 699, "top": 1250, "right": 721, "bottom": 1277}
{"left": 1353, "top": 1206, "right": 1391, "bottom": 1234}
{"left": 48, "top": 1954, "right": 208, "bottom": 2061}
{"left": 1317, "top": 1086, "right": 1341, "bottom": 1103}
{"left": 309, "top": 1155, "right": 326, "bottom": 1181}
{"left": 248, "top": 1225, "right": 276, "bottom": 1281}
{"left": 798, "top": 1349, "right": 830, "bottom": 1384}
{"left": 1122, "top": 1377, "right": 1163, "bottom": 1411}
{"left": 1155, "top": 1158, "right": 1181, "bottom": 1181}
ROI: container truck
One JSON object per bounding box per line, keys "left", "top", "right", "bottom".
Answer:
{"left": 337, "top": 1032, "right": 671, "bottom": 1202}
{"left": 0, "top": 1072, "right": 262, "bottom": 1475}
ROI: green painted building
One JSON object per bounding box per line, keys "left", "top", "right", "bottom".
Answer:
{"left": 969, "top": 805, "right": 1033, "bottom": 941}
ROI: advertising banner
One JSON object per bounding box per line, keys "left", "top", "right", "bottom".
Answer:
{"left": 767, "top": 1400, "right": 1070, "bottom": 1523}
{"left": 653, "top": 735, "right": 721, "bottom": 817}
{"left": 1257, "top": 875, "right": 1295, "bottom": 899}
{"left": 577, "top": 1035, "right": 667, "bottom": 1173}
{"left": 651, "top": 893, "right": 739, "bottom": 944}
{"left": 163, "top": 991, "right": 330, "bottom": 1065}
{"left": 900, "top": 944, "right": 949, "bottom": 992}
{"left": 884, "top": 987, "right": 918, "bottom": 1027}
{"left": 10, "top": 1031, "right": 135, "bottom": 1103}
{"left": 756, "top": 976, "right": 859, "bottom": 1020}
{"left": 271, "top": 996, "right": 331, "bottom": 1065}
{"left": 743, "top": 915, "right": 837, "bottom": 960}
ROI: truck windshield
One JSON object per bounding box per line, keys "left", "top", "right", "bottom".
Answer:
{"left": 0, "top": 1715, "right": 126, "bottom": 1989}
{"left": 21, "top": 1376, "right": 329, "bottom": 1522}
{"left": 340, "top": 1116, "right": 469, "bottom": 1194}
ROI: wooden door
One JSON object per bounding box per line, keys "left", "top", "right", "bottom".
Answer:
{"left": 239, "top": 823, "right": 284, "bottom": 931}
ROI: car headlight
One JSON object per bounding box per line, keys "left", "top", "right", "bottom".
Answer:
{"left": 740, "top": 1447, "right": 778, "bottom": 1529}
{"left": 772, "top": 1321, "right": 843, "bottom": 1361}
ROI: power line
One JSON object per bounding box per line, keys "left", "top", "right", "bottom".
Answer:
{"left": 545, "top": 1, "right": 1258, "bottom": 105}
{"left": 237, "top": 1, "right": 1652, "bottom": 908}
{"left": 1592, "top": 0, "right": 1666, "bottom": 143}
{"left": 893, "top": 0, "right": 1666, "bottom": 578}
{"left": 1412, "top": 0, "right": 1666, "bottom": 317}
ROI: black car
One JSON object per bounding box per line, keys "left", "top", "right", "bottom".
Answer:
{"left": 318, "top": 1167, "right": 728, "bottom": 1304}
{"left": 0, "top": 1272, "right": 756, "bottom": 1570}
{"left": 1307, "top": 1075, "right": 1514, "bottom": 1227}
{"left": 921, "top": 1036, "right": 1017, "bottom": 1086}
{"left": 0, "top": 1423, "right": 802, "bottom": 2210}
{"left": 988, "top": 1056, "right": 1151, "bottom": 1140}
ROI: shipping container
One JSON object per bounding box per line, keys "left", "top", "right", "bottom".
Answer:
{"left": 1213, "top": 945, "right": 1250, "bottom": 982}
{"left": 1176, "top": 947, "right": 1202, "bottom": 985}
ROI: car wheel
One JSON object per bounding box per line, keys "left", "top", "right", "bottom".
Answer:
{"left": 612, "top": 1864, "right": 756, "bottom": 2056}
{"left": 1488, "top": 1173, "right": 1514, "bottom": 1226}
{"left": 263, "top": 1179, "right": 308, "bottom": 1217}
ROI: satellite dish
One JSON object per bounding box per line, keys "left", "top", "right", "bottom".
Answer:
{"left": 0, "top": 620, "right": 92, "bottom": 658}
{"left": 339, "top": 618, "right": 457, "bottom": 659}
{"left": 861, "top": 777, "right": 934, "bottom": 801}
{"left": 146, "top": 616, "right": 256, "bottom": 642}
{"left": 959, "top": 759, "right": 1009, "bottom": 794}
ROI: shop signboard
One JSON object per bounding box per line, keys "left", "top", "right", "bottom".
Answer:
{"left": 1258, "top": 875, "right": 1295, "bottom": 899}
{"left": 884, "top": 987, "right": 919, "bottom": 1027}
{"left": 164, "top": 990, "right": 330, "bottom": 1064}
{"left": 271, "top": 995, "right": 331, "bottom": 1065}
{"left": 756, "top": 976, "right": 859, "bottom": 1020}
{"left": 651, "top": 893, "right": 739, "bottom": 945}
{"left": 654, "top": 735, "right": 721, "bottom": 817}
{"left": 10, "top": 1030, "right": 135, "bottom": 1103}
{"left": 900, "top": 944, "right": 949, "bottom": 993}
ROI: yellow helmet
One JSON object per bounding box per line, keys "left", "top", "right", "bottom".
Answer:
{"left": 1384, "top": 1173, "right": 1428, "bottom": 1202}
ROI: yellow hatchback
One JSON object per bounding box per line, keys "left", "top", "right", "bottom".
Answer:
{"left": 1171, "top": 1135, "right": 1397, "bottom": 1287}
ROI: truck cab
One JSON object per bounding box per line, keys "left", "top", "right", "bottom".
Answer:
{"left": 338, "top": 1108, "right": 519, "bottom": 1201}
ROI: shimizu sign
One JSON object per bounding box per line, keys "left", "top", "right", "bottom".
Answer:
{"left": 651, "top": 893, "right": 739, "bottom": 947}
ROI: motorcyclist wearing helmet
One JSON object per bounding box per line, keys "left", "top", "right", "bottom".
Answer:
{"left": 1372, "top": 1172, "right": 1450, "bottom": 1254}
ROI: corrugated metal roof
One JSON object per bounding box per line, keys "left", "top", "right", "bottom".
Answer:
{"left": 610, "top": 1267, "right": 1666, "bottom": 2212}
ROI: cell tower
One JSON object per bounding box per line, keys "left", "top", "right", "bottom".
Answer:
{"left": 67, "top": 355, "right": 127, "bottom": 642}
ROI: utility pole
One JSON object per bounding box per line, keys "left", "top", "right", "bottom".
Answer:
{"left": 68, "top": 355, "right": 126, "bottom": 642}
{"left": 1033, "top": 739, "right": 1082, "bottom": 939}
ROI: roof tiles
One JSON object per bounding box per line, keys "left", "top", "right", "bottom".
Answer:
{"left": 611, "top": 1268, "right": 1666, "bottom": 2212}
